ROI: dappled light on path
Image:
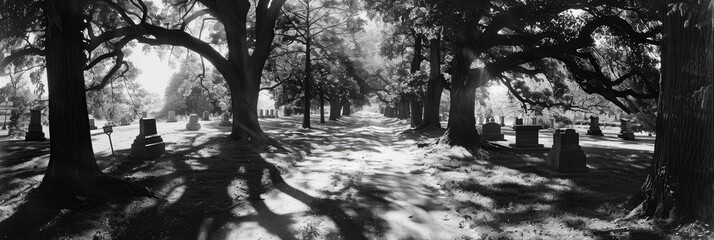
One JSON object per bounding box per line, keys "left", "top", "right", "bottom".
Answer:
{"left": 0, "top": 111, "right": 666, "bottom": 239}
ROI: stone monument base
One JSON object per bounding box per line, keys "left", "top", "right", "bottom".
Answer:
{"left": 548, "top": 146, "right": 587, "bottom": 173}
{"left": 25, "top": 131, "right": 46, "bottom": 141}
{"left": 509, "top": 143, "right": 545, "bottom": 149}
{"left": 186, "top": 122, "right": 201, "bottom": 131}
{"left": 618, "top": 132, "right": 636, "bottom": 140}
{"left": 586, "top": 129, "right": 603, "bottom": 136}
{"left": 482, "top": 133, "right": 505, "bottom": 141}
{"left": 130, "top": 135, "right": 165, "bottom": 160}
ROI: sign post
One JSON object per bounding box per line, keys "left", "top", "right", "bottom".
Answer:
{"left": 103, "top": 125, "right": 114, "bottom": 155}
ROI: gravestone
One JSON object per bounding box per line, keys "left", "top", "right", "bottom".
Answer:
{"left": 499, "top": 116, "right": 505, "bottom": 126}
{"left": 275, "top": 109, "right": 279, "bottom": 118}
{"left": 618, "top": 119, "right": 636, "bottom": 140}
{"left": 219, "top": 113, "right": 231, "bottom": 127}
{"left": 186, "top": 114, "right": 201, "bottom": 131}
{"left": 141, "top": 111, "right": 147, "bottom": 119}
{"left": 269, "top": 109, "right": 275, "bottom": 118}
{"left": 25, "top": 110, "right": 46, "bottom": 141}
{"left": 89, "top": 118, "right": 98, "bottom": 130}
{"left": 120, "top": 116, "right": 130, "bottom": 126}
{"left": 259, "top": 109, "right": 265, "bottom": 118}
{"left": 167, "top": 111, "right": 177, "bottom": 123}
{"left": 531, "top": 117, "right": 538, "bottom": 125}
{"left": 482, "top": 122, "right": 505, "bottom": 141}
{"left": 586, "top": 116, "right": 603, "bottom": 136}
{"left": 478, "top": 116, "right": 484, "bottom": 125}
{"left": 550, "top": 119, "right": 555, "bottom": 129}
{"left": 548, "top": 129, "right": 587, "bottom": 173}
{"left": 515, "top": 118, "right": 524, "bottom": 126}
{"left": 129, "top": 118, "right": 166, "bottom": 160}
{"left": 202, "top": 111, "right": 210, "bottom": 121}
{"left": 510, "top": 125, "right": 544, "bottom": 149}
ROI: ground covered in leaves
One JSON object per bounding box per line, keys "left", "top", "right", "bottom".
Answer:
{"left": 0, "top": 111, "right": 711, "bottom": 239}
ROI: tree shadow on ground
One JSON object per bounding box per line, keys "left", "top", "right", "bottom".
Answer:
{"left": 424, "top": 142, "right": 667, "bottom": 239}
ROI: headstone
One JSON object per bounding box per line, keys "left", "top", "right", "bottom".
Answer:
{"left": 25, "top": 110, "right": 46, "bottom": 141}
{"left": 275, "top": 109, "right": 279, "bottom": 118}
{"left": 550, "top": 119, "right": 555, "bottom": 129}
{"left": 129, "top": 118, "right": 166, "bottom": 160}
{"left": 120, "top": 116, "right": 131, "bottom": 126}
{"left": 531, "top": 117, "right": 538, "bottom": 125}
{"left": 478, "top": 116, "right": 484, "bottom": 125}
{"left": 259, "top": 109, "right": 265, "bottom": 118}
{"left": 499, "top": 116, "right": 505, "bottom": 126}
{"left": 167, "top": 111, "right": 177, "bottom": 123}
{"left": 515, "top": 118, "right": 524, "bottom": 126}
{"left": 141, "top": 111, "right": 147, "bottom": 119}
{"left": 269, "top": 109, "right": 275, "bottom": 118}
{"left": 89, "top": 118, "right": 98, "bottom": 130}
{"left": 510, "top": 125, "right": 544, "bottom": 149}
{"left": 482, "top": 122, "right": 505, "bottom": 141}
{"left": 202, "top": 111, "right": 210, "bottom": 121}
{"left": 618, "top": 119, "right": 636, "bottom": 140}
{"left": 219, "top": 113, "right": 231, "bottom": 127}
{"left": 186, "top": 114, "right": 201, "bottom": 131}
{"left": 548, "top": 129, "right": 587, "bottom": 173}
{"left": 587, "top": 116, "right": 603, "bottom": 136}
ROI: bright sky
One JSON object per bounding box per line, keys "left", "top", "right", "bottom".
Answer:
{"left": 126, "top": 44, "right": 176, "bottom": 95}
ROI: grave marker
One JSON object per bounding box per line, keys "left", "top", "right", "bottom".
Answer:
{"left": 482, "top": 122, "right": 505, "bottom": 141}
{"left": 120, "top": 116, "right": 130, "bottom": 126}
{"left": 586, "top": 116, "right": 603, "bottom": 136}
{"left": 89, "top": 118, "right": 98, "bottom": 130}
{"left": 25, "top": 110, "right": 46, "bottom": 141}
{"left": 618, "top": 119, "right": 636, "bottom": 140}
{"left": 548, "top": 129, "right": 587, "bottom": 173}
{"left": 219, "top": 113, "right": 232, "bottom": 127}
{"left": 510, "top": 125, "right": 544, "bottom": 149}
{"left": 499, "top": 116, "right": 505, "bottom": 126}
{"left": 515, "top": 118, "right": 524, "bottom": 126}
{"left": 202, "top": 111, "right": 210, "bottom": 121}
{"left": 186, "top": 114, "right": 201, "bottom": 131}
{"left": 167, "top": 111, "right": 177, "bottom": 123}
{"left": 130, "top": 118, "right": 166, "bottom": 160}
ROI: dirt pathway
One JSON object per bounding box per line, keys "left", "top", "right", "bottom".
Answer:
{"left": 264, "top": 112, "right": 476, "bottom": 239}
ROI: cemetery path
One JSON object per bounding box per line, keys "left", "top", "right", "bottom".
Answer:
{"left": 263, "top": 111, "right": 477, "bottom": 239}
{"left": 0, "top": 111, "right": 666, "bottom": 239}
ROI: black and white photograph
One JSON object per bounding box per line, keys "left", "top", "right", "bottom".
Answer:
{"left": 0, "top": 0, "right": 712, "bottom": 239}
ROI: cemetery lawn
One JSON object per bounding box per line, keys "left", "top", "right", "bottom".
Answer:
{"left": 1, "top": 112, "right": 711, "bottom": 239}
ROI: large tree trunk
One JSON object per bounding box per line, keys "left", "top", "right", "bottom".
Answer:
{"left": 398, "top": 101, "right": 411, "bottom": 119}
{"left": 409, "top": 33, "right": 424, "bottom": 128}
{"left": 230, "top": 85, "right": 265, "bottom": 141}
{"left": 302, "top": 39, "right": 312, "bottom": 128}
{"left": 417, "top": 36, "right": 444, "bottom": 130}
{"left": 633, "top": 1, "right": 714, "bottom": 224}
{"left": 218, "top": 0, "right": 286, "bottom": 143}
{"left": 319, "top": 89, "right": 325, "bottom": 124}
{"left": 341, "top": 97, "right": 351, "bottom": 116}
{"left": 441, "top": 42, "right": 481, "bottom": 148}
{"left": 329, "top": 95, "right": 341, "bottom": 121}
{"left": 35, "top": 0, "right": 152, "bottom": 203}
{"left": 410, "top": 100, "right": 423, "bottom": 127}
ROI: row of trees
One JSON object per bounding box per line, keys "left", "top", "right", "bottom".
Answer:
{"left": 365, "top": 0, "right": 713, "bottom": 224}
{"left": 0, "top": 0, "right": 711, "bottom": 227}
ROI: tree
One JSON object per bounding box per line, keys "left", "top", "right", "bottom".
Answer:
{"left": 418, "top": 0, "right": 662, "bottom": 148}
{"left": 277, "top": 0, "right": 362, "bottom": 128}
{"left": 630, "top": 0, "right": 714, "bottom": 224}
{"left": 88, "top": 0, "right": 287, "bottom": 143}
